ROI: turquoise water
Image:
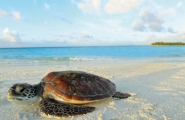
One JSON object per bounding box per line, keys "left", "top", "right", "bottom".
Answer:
{"left": 0, "top": 46, "right": 185, "bottom": 63}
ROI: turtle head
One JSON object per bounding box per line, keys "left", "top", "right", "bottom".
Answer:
{"left": 7, "top": 83, "right": 39, "bottom": 104}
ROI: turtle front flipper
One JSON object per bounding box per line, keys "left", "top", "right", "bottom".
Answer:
{"left": 39, "top": 98, "right": 95, "bottom": 117}
{"left": 112, "top": 92, "right": 131, "bottom": 99}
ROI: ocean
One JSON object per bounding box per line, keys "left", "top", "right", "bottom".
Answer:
{"left": 0, "top": 46, "right": 185, "bottom": 64}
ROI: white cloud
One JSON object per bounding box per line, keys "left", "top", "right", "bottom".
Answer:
{"left": 147, "top": 30, "right": 185, "bottom": 43}
{"left": 132, "top": 20, "right": 145, "bottom": 31}
{"left": 65, "top": 33, "right": 75, "bottom": 39}
{"left": 140, "top": 9, "right": 163, "bottom": 23}
{"left": 81, "top": 31, "right": 93, "bottom": 38}
{"left": 53, "top": 31, "right": 94, "bottom": 46}
{"left": 164, "top": 8, "right": 176, "bottom": 17}
{"left": 44, "top": 3, "right": 50, "bottom": 10}
{"left": 12, "top": 12, "right": 21, "bottom": 20}
{"left": 77, "top": 0, "right": 101, "bottom": 14}
{"left": 104, "top": 0, "right": 141, "bottom": 14}
{"left": 177, "top": 2, "right": 183, "bottom": 7}
{"left": 132, "top": 9, "right": 166, "bottom": 32}
{"left": 0, "top": 10, "right": 8, "bottom": 17}
{"left": 0, "top": 28, "right": 21, "bottom": 43}
{"left": 0, "top": 10, "right": 22, "bottom": 20}
{"left": 167, "top": 27, "right": 177, "bottom": 33}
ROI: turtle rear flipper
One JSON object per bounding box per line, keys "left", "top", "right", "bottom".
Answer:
{"left": 40, "top": 98, "right": 95, "bottom": 117}
{"left": 112, "top": 92, "right": 131, "bottom": 99}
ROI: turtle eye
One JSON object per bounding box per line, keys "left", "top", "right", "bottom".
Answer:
{"left": 20, "top": 88, "right": 25, "bottom": 92}
{"left": 16, "top": 86, "right": 25, "bottom": 93}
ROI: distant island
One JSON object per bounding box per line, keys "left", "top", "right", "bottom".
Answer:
{"left": 151, "top": 42, "right": 185, "bottom": 46}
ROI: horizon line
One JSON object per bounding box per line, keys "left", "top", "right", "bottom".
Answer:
{"left": 0, "top": 45, "right": 150, "bottom": 49}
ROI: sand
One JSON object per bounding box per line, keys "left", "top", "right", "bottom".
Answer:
{"left": 0, "top": 60, "right": 185, "bottom": 120}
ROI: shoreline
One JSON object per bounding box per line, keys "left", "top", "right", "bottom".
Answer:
{"left": 1, "top": 55, "right": 185, "bottom": 65}
{"left": 0, "top": 59, "right": 185, "bottom": 119}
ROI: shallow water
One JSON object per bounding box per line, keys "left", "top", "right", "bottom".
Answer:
{"left": 0, "top": 46, "right": 185, "bottom": 63}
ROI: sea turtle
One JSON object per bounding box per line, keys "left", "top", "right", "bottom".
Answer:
{"left": 7, "top": 71, "right": 130, "bottom": 117}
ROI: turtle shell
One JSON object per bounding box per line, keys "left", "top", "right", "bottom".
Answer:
{"left": 41, "top": 71, "right": 116, "bottom": 104}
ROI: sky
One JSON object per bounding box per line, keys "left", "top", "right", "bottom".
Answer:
{"left": 0, "top": 0, "right": 185, "bottom": 47}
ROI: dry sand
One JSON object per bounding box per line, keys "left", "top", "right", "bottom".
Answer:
{"left": 0, "top": 60, "right": 185, "bottom": 120}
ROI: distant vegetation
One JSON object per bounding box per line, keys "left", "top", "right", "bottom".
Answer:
{"left": 151, "top": 42, "right": 185, "bottom": 46}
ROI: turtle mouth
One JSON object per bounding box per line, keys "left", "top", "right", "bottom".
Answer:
{"left": 7, "top": 92, "right": 23, "bottom": 102}
{"left": 7, "top": 97, "right": 23, "bottom": 101}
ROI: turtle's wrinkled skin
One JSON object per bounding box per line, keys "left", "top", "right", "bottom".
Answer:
{"left": 7, "top": 71, "right": 130, "bottom": 118}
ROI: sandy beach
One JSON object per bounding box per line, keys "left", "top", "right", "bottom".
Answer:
{"left": 0, "top": 60, "right": 185, "bottom": 120}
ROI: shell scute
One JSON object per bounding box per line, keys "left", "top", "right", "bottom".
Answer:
{"left": 72, "top": 95, "right": 83, "bottom": 101}
{"left": 63, "top": 93, "right": 72, "bottom": 100}
{"left": 43, "top": 72, "right": 56, "bottom": 82}
{"left": 83, "top": 96, "right": 97, "bottom": 101}
{"left": 54, "top": 89, "right": 63, "bottom": 96}
{"left": 53, "top": 75, "right": 74, "bottom": 94}
{"left": 74, "top": 80, "right": 95, "bottom": 95}
{"left": 104, "top": 92, "right": 111, "bottom": 98}
{"left": 87, "top": 81, "right": 105, "bottom": 95}
{"left": 45, "top": 83, "right": 54, "bottom": 92}
{"left": 97, "top": 78, "right": 113, "bottom": 91}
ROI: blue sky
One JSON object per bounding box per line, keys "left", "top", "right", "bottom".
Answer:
{"left": 0, "top": 0, "right": 185, "bottom": 47}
